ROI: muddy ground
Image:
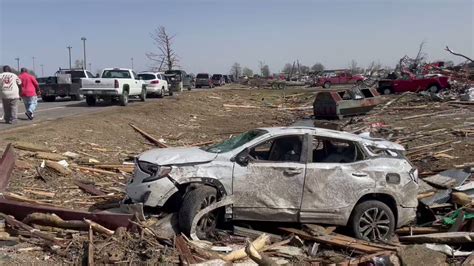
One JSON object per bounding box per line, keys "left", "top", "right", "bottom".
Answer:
{"left": 0, "top": 84, "right": 473, "bottom": 263}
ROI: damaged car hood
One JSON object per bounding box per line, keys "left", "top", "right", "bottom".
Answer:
{"left": 139, "top": 147, "right": 218, "bottom": 166}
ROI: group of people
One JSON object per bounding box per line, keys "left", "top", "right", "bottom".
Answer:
{"left": 0, "top": 65, "right": 39, "bottom": 124}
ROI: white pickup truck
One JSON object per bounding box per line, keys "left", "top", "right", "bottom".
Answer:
{"left": 80, "top": 68, "right": 146, "bottom": 106}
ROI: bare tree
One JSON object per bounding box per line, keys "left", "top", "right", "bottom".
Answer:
{"left": 282, "top": 63, "right": 293, "bottom": 74}
{"left": 311, "top": 63, "right": 325, "bottom": 72}
{"left": 261, "top": 65, "right": 270, "bottom": 78}
{"left": 230, "top": 62, "right": 242, "bottom": 79}
{"left": 445, "top": 46, "right": 473, "bottom": 62}
{"left": 242, "top": 67, "right": 253, "bottom": 77}
{"left": 349, "top": 60, "right": 361, "bottom": 74}
{"left": 146, "top": 26, "right": 179, "bottom": 71}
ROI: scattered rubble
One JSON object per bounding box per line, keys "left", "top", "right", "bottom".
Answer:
{"left": 0, "top": 87, "right": 472, "bottom": 264}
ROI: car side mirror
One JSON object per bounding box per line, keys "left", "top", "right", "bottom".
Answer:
{"left": 235, "top": 149, "right": 250, "bottom": 166}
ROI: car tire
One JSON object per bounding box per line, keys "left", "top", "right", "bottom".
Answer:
{"left": 120, "top": 90, "right": 129, "bottom": 106}
{"left": 324, "top": 82, "right": 331, "bottom": 89}
{"left": 70, "top": 94, "right": 82, "bottom": 101}
{"left": 85, "top": 95, "right": 96, "bottom": 106}
{"left": 158, "top": 87, "right": 164, "bottom": 98}
{"left": 169, "top": 90, "right": 173, "bottom": 96}
{"left": 139, "top": 87, "right": 147, "bottom": 102}
{"left": 382, "top": 88, "right": 393, "bottom": 95}
{"left": 428, "top": 85, "right": 439, "bottom": 93}
{"left": 179, "top": 186, "right": 218, "bottom": 239}
{"left": 41, "top": 95, "right": 56, "bottom": 102}
{"left": 350, "top": 200, "right": 395, "bottom": 241}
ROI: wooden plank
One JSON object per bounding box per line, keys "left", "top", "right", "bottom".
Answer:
{"left": 279, "top": 227, "right": 387, "bottom": 254}
{"left": 129, "top": 123, "right": 168, "bottom": 148}
{"left": 175, "top": 235, "right": 196, "bottom": 265}
{"left": 399, "top": 232, "right": 474, "bottom": 244}
{"left": 73, "top": 180, "right": 106, "bottom": 196}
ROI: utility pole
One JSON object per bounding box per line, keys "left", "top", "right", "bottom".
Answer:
{"left": 81, "top": 37, "right": 87, "bottom": 69}
{"left": 67, "top": 46, "right": 72, "bottom": 69}
{"left": 32, "top": 56, "right": 36, "bottom": 72}
{"left": 131, "top": 57, "right": 134, "bottom": 69}
{"left": 14, "top": 57, "right": 20, "bottom": 71}
{"left": 40, "top": 64, "right": 44, "bottom": 76}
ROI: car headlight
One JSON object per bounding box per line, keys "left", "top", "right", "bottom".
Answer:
{"left": 137, "top": 160, "right": 172, "bottom": 183}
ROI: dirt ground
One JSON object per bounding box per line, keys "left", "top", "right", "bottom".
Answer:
{"left": 0, "top": 84, "right": 473, "bottom": 264}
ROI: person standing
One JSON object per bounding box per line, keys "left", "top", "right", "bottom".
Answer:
{"left": 19, "top": 68, "right": 39, "bottom": 120}
{"left": 0, "top": 65, "right": 21, "bottom": 124}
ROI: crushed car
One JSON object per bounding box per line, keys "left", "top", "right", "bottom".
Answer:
{"left": 125, "top": 127, "right": 419, "bottom": 241}
{"left": 313, "top": 87, "right": 383, "bottom": 119}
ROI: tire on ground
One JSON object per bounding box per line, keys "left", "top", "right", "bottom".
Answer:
{"left": 85, "top": 95, "right": 96, "bottom": 106}
{"left": 178, "top": 185, "right": 217, "bottom": 239}
{"left": 350, "top": 200, "right": 395, "bottom": 241}
{"left": 120, "top": 90, "right": 129, "bottom": 106}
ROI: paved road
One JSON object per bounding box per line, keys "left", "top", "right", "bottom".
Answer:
{"left": 0, "top": 96, "right": 166, "bottom": 132}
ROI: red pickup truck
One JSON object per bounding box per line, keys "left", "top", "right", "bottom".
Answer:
{"left": 377, "top": 74, "right": 450, "bottom": 95}
{"left": 316, "top": 71, "right": 366, "bottom": 88}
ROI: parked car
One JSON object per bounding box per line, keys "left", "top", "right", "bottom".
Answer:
{"left": 39, "top": 68, "right": 95, "bottom": 102}
{"left": 138, "top": 72, "right": 170, "bottom": 97}
{"left": 211, "top": 74, "right": 225, "bottom": 86}
{"left": 316, "top": 71, "right": 366, "bottom": 88}
{"left": 223, "top": 75, "right": 231, "bottom": 83}
{"left": 125, "top": 126, "right": 418, "bottom": 241}
{"left": 81, "top": 68, "right": 146, "bottom": 106}
{"left": 195, "top": 73, "right": 214, "bottom": 88}
{"left": 377, "top": 74, "right": 450, "bottom": 95}
{"left": 164, "top": 70, "right": 193, "bottom": 92}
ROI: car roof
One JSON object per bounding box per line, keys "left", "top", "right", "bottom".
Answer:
{"left": 256, "top": 126, "right": 404, "bottom": 150}
{"left": 139, "top": 72, "right": 159, "bottom": 75}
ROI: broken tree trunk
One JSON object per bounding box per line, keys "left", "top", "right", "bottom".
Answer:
{"left": 245, "top": 239, "right": 276, "bottom": 266}
{"left": 22, "top": 213, "right": 88, "bottom": 230}
{"left": 0, "top": 213, "right": 67, "bottom": 247}
{"left": 222, "top": 233, "right": 270, "bottom": 262}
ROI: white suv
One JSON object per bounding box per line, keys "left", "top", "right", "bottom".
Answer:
{"left": 126, "top": 127, "right": 419, "bottom": 241}
{"left": 138, "top": 72, "right": 170, "bottom": 97}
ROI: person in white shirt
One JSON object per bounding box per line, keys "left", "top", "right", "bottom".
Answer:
{"left": 0, "top": 65, "right": 22, "bottom": 124}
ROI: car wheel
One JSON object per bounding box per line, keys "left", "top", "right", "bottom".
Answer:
{"left": 428, "top": 85, "right": 439, "bottom": 93}
{"left": 351, "top": 200, "right": 395, "bottom": 241}
{"left": 179, "top": 186, "right": 218, "bottom": 239}
{"left": 139, "top": 87, "right": 146, "bottom": 102}
{"left": 41, "top": 95, "right": 56, "bottom": 102}
{"left": 158, "top": 87, "right": 164, "bottom": 98}
{"left": 85, "top": 95, "right": 96, "bottom": 106}
{"left": 324, "top": 82, "right": 331, "bottom": 89}
{"left": 382, "top": 88, "right": 393, "bottom": 95}
{"left": 70, "top": 94, "right": 82, "bottom": 101}
{"left": 120, "top": 90, "right": 129, "bottom": 106}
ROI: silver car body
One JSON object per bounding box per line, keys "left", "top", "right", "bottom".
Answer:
{"left": 126, "top": 127, "right": 418, "bottom": 228}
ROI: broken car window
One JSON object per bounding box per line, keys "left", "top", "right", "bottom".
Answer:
{"left": 203, "top": 129, "right": 268, "bottom": 153}
{"left": 249, "top": 136, "right": 303, "bottom": 162}
{"left": 312, "top": 137, "right": 364, "bottom": 163}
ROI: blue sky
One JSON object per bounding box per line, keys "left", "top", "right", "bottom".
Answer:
{"left": 1, "top": 0, "right": 472, "bottom": 76}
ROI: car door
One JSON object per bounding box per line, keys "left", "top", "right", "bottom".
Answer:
{"left": 300, "top": 135, "right": 376, "bottom": 225}
{"left": 232, "top": 134, "right": 308, "bottom": 222}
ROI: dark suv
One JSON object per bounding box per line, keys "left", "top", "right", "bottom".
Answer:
{"left": 211, "top": 74, "right": 225, "bottom": 86}
{"left": 195, "top": 73, "right": 214, "bottom": 88}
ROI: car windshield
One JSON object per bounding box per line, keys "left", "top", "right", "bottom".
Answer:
{"left": 102, "top": 70, "right": 131, "bottom": 79}
{"left": 138, "top": 74, "right": 156, "bottom": 80}
{"left": 202, "top": 129, "right": 268, "bottom": 153}
{"left": 212, "top": 75, "right": 222, "bottom": 80}
{"left": 64, "top": 71, "right": 85, "bottom": 78}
